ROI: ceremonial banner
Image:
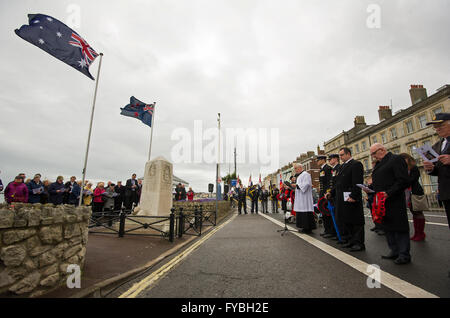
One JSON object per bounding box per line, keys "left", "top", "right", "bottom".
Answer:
{"left": 15, "top": 14, "right": 99, "bottom": 80}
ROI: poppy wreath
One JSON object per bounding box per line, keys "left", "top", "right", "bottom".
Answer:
{"left": 317, "top": 196, "right": 330, "bottom": 216}
{"left": 371, "top": 192, "right": 386, "bottom": 224}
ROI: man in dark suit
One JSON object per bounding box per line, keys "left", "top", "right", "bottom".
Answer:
{"left": 248, "top": 184, "right": 260, "bottom": 214}
{"left": 423, "top": 113, "right": 450, "bottom": 228}
{"left": 114, "top": 181, "right": 125, "bottom": 211}
{"left": 317, "top": 155, "right": 335, "bottom": 238}
{"left": 125, "top": 174, "right": 138, "bottom": 210}
{"left": 369, "top": 143, "right": 410, "bottom": 264}
{"left": 329, "top": 147, "right": 365, "bottom": 252}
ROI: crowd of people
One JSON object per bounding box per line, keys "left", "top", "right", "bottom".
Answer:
{"left": 1, "top": 173, "right": 146, "bottom": 213}
{"left": 228, "top": 112, "right": 450, "bottom": 267}
{"left": 1, "top": 172, "right": 199, "bottom": 212}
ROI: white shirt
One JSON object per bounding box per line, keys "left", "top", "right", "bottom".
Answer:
{"left": 293, "top": 172, "right": 314, "bottom": 213}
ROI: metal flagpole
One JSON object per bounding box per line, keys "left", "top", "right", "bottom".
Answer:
{"left": 148, "top": 102, "right": 156, "bottom": 161}
{"left": 215, "top": 113, "right": 220, "bottom": 225}
{"left": 79, "top": 53, "right": 104, "bottom": 207}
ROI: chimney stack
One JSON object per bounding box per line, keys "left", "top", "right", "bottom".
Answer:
{"left": 353, "top": 116, "right": 367, "bottom": 133}
{"left": 378, "top": 106, "right": 392, "bottom": 122}
{"left": 409, "top": 84, "right": 427, "bottom": 105}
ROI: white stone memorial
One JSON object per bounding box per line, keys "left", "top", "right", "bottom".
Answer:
{"left": 137, "top": 156, "right": 173, "bottom": 220}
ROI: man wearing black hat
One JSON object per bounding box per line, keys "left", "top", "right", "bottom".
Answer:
{"left": 317, "top": 155, "right": 336, "bottom": 238}
{"left": 423, "top": 112, "right": 450, "bottom": 228}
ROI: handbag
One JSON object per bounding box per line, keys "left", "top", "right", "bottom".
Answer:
{"left": 411, "top": 194, "right": 428, "bottom": 212}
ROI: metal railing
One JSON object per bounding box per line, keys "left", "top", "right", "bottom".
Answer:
{"left": 175, "top": 206, "right": 203, "bottom": 238}
{"left": 88, "top": 208, "right": 175, "bottom": 242}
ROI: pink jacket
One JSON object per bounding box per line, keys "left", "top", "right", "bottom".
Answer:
{"left": 93, "top": 187, "right": 105, "bottom": 203}
{"left": 5, "top": 182, "right": 29, "bottom": 204}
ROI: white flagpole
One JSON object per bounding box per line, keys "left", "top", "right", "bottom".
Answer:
{"left": 148, "top": 102, "right": 156, "bottom": 161}
{"left": 79, "top": 53, "right": 103, "bottom": 207}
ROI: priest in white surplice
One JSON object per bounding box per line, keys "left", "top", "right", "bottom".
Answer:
{"left": 292, "top": 163, "right": 316, "bottom": 233}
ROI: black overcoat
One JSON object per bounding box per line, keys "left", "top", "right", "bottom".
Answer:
{"left": 430, "top": 138, "right": 450, "bottom": 200}
{"left": 332, "top": 159, "right": 364, "bottom": 225}
{"left": 371, "top": 152, "right": 410, "bottom": 232}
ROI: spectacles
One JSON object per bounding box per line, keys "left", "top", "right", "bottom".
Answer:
{"left": 371, "top": 149, "right": 382, "bottom": 156}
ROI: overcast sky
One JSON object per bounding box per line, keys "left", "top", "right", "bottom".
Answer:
{"left": 1, "top": 0, "right": 449, "bottom": 195}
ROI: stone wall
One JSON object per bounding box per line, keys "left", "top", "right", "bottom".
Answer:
{"left": 173, "top": 200, "right": 232, "bottom": 223}
{"left": 0, "top": 203, "right": 91, "bottom": 297}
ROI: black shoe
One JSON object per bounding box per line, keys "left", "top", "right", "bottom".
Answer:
{"left": 370, "top": 226, "right": 377, "bottom": 231}
{"left": 377, "top": 230, "right": 385, "bottom": 236}
{"left": 336, "top": 240, "right": 348, "bottom": 245}
{"left": 381, "top": 253, "right": 398, "bottom": 260}
{"left": 350, "top": 245, "right": 365, "bottom": 252}
{"left": 331, "top": 236, "right": 339, "bottom": 241}
{"left": 394, "top": 257, "right": 411, "bottom": 265}
{"left": 342, "top": 243, "right": 354, "bottom": 248}
{"left": 323, "top": 234, "right": 334, "bottom": 238}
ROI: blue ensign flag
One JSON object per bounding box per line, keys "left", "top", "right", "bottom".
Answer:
{"left": 15, "top": 14, "right": 99, "bottom": 80}
{"left": 120, "top": 96, "right": 154, "bottom": 127}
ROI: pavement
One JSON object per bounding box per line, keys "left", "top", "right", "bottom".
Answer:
{"left": 40, "top": 215, "right": 228, "bottom": 298}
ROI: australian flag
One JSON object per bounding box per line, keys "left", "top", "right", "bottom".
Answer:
{"left": 120, "top": 96, "right": 154, "bottom": 127}
{"left": 15, "top": 14, "right": 99, "bottom": 80}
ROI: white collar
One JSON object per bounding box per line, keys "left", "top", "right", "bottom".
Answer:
{"left": 344, "top": 158, "right": 353, "bottom": 164}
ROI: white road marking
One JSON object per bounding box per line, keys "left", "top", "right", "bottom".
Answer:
{"left": 363, "top": 215, "right": 448, "bottom": 227}
{"left": 260, "top": 213, "right": 439, "bottom": 298}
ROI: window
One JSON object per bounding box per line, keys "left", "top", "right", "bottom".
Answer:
{"left": 372, "top": 136, "right": 377, "bottom": 144}
{"left": 381, "top": 132, "right": 387, "bottom": 143}
{"left": 363, "top": 159, "right": 369, "bottom": 170}
{"left": 362, "top": 141, "right": 367, "bottom": 151}
{"left": 418, "top": 114, "right": 427, "bottom": 129}
{"left": 433, "top": 106, "right": 443, "bottom": 116}
{"left": 405, "top": 120, "right": 414, "bottom": 134}
{"left": 408, "top": 144, "right": 419, "bottom": 160}
{"left": 392, "top": 147, "right": 400, "bottom": 154}
{"left": 390, "top": 127, "right": 397, "bottom": 139}
{"left": 355, "top": 144, "right": 360, "bottom": 153}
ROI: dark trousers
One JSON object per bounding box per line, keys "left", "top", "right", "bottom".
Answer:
{"left": 323, "top": 214, "right": 336, "bottom": 235}
{"left": 385, "top": 231, "right": 411, "bottom": 259}
{"left": 238, "top": 200, "right": 247, "bottom": 214}
{"left": 92, "top": 202, "right": 104, "bottom": 213}
{"left": 251, "top": 200, "right": 258, "bottom": 213}
{"left": 272, "top": 200, "right": 278, "bottom": 213}
{"left": 335, "top": 207, "right": 349, "bottom": 238}
{"left": 345, "top": 223, "right": 365, "bottom": 247}
{"left": 281, "top": 200, "right": 287, "bottom": 213}
{"left": 261, "top": 200, "right": 268, "bottom": 213}
{"left": 443, "top": 200, "right": 450, "bottom": 229}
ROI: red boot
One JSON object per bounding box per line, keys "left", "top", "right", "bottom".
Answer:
{"left": 410, "top": 217, "right": 419, "bottom": 241}
{"left": 414, "top": 218, "right": 426, "bottom": 241}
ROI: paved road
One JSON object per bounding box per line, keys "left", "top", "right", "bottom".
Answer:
{"left": 111, "top": 202, "right": 449, "bottom": 298}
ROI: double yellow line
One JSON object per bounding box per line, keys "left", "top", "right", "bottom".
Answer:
{"left": 119, "top": 213, "right": 237, "bottom": 298}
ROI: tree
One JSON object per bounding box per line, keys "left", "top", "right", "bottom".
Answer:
{"left": 222, "top": 172, "right": 237, "bottom": 185}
